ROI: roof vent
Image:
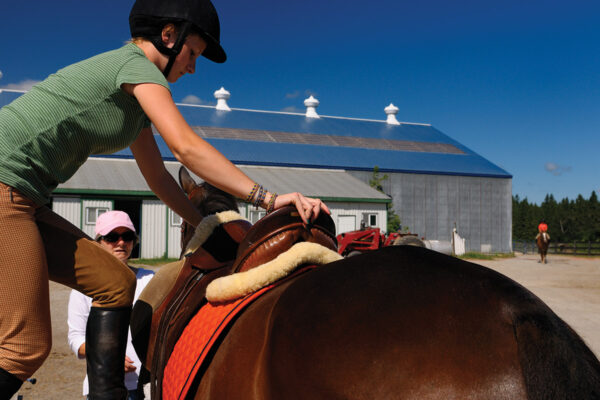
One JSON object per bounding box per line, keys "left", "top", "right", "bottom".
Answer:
{"left": 385, "top": 103, "right": 400, "bottom": 125}
{"left": 214, "top": 87, "right": 231, "bottom": 111}
{"left": 304, "top": 95, "right": 320, "bottom": 118}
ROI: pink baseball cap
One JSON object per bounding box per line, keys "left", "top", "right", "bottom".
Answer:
{"left": 95, "top": 210, "right": 137, "bottom": 237}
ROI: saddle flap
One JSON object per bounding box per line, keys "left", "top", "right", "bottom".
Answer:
{"left": 232, "top": 206, "right": 337, "bottom": 273}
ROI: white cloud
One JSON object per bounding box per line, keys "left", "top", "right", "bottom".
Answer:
{"left": 1, "top": 79, "right": 40, "bottom": 91}
{"left": 0, "top": 70, "right": 3, "bottom": 80}
{"left": 285, "top": 89, "right": 318, "bottom": 100}
{"left": 544, "top": 162, "right": 572, "bottom": 176}
{"left": 180, "top": 95, "right": 211, "bottom": 105}
{"left": 281, "top": 106, "right": 303, "bottom": 113}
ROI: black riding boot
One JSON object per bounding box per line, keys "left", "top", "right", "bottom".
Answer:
{"left": 0, "top": 367, "right": 23, "bottom": 400}
{"left": 86, "top": 306, "right": 131, "bottom": 400}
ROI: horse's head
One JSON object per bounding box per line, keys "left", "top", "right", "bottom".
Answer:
{"left": 178, "top": 167, "right": 239, "bottom": 256}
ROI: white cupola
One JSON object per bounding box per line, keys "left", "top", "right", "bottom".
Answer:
{"left": 304, "top": 95, "right": 320, "bottom": 118}
{"left": 384, "top": 103, "right": 400, "bottom": 125}
{"left": 214, "top": 87, "right": 231, "bottom": 111}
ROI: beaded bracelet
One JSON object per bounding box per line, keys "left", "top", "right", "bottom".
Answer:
{"left": 254, "top": 186, "right": 267, "bottom": 208}
{"left": 266, "top": 192, "right": 278, "bottom": 213}
{"left": 252, "top": 186, "right": 262, "bottom": 207}
{"left": 245, "top": 183, "right": 260, "bottom": 203}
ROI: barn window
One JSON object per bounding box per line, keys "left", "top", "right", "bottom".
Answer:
{"left": 170, "top": 209, "right": 182, "bottom": 227}
{"left": 85, "top": 207, "right": 109, "bottom": 225}
{"left": 363, "top": 213, "right": 378, "bottom": 227}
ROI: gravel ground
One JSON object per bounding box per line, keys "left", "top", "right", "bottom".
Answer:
{"left": 475, "top": 252, "right": 600, "bottom": 358}
{"left": 11, "top": 253, "right": 600, "bottom": 399}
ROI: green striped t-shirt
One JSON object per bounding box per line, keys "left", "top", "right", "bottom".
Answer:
{"left": 0, "top": 43, "right": 169, "bottom": 205}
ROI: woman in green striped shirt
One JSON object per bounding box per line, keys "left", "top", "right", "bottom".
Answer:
{"left": 0, "top": 0, "right": 329, "bottom": 398}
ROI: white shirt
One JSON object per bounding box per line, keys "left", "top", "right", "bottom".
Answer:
{"left": 67, "top": 267, "right": 154, "bottom": 395}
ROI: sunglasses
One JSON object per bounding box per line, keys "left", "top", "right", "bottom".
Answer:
{"left": 101, "top": 231, "right": 137, "bottom": 243}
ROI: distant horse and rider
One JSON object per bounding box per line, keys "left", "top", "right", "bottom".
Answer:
{"left": 536, "top": 220, "right": 551, "bottom": 264}
{"left": 131, "top": 170, "right": 600, "bottom": 399}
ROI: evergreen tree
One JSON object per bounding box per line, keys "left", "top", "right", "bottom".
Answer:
{"left": 370, "top": 166, "right": 401, "bottom": 232}
{"left": 557, "top": 197, "right": 573, "bottom": 242}
{"left": 589, "top": 191, "right": 600, "bottom": 242}
{"left": 513, "top": 191, "right": 600, "bottom": 243}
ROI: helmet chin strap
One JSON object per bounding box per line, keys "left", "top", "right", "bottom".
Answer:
{"left": 150, "top": 22, "right": 192, "bottom": 78}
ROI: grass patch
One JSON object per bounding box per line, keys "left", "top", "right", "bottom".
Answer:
{"left": 458, "top": 252, "right": 515, "bottom": 260}
{"left": 130, "top": 257, "right": 178, "bottom": 267}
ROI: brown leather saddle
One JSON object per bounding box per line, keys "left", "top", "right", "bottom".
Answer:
{"left": 132, "top": 206, "right": 337, "bottom": 399}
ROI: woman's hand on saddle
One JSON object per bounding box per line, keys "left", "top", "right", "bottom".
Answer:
{"left": 124, "top": 355, "right": 136, "bottom": 373}
{"left": 273, "top": 192, "right": 330, "bottom": 224}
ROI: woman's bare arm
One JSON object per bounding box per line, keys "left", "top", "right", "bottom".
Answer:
{"left": 130, "top": 127, "right": 203, "bottom": 226}
{"left": 127, "top": 82, "right": 329, "bottom": 222}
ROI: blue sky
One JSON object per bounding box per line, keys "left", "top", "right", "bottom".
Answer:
{"left": 1, "top": 0, "right": 598, "bottom": 205}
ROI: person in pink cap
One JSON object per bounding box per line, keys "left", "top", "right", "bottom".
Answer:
{"left": 67, "top": 211, "right": 154, "bottom": 400}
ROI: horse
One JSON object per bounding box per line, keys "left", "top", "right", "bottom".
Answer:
{"left": 144, "top": 167, "right": 600, "bottom": 399}
{"left": 536, "top": 232, "right": 550, "bottom": 264}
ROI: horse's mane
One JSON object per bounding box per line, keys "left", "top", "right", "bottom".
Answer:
{"left": 192, "top": 182, "right": 239, "bottom": 217}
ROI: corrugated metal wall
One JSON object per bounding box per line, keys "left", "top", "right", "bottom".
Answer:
{"left": 348, "top": 171, "right": 512, "bottom": 252}
{"left": 52, "top": 197, "right": 82, "bottom": 229}
{"left": 141, "top": 200, "right": 167, "bottom": 259}
{"left": 167, "top": 208, "right": 182, "bottom": 259}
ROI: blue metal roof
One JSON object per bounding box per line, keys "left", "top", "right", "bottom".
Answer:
{"left": 0, "top": 90, "right": 25, "bottom": 105}
{"left": 169, "top": 104, "right": 510, "bottom": 178}
{"left": 0, "top": 90, "right": 511, "bottom": 178}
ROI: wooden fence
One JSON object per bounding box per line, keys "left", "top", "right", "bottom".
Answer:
{"left": 513, "top": 240, "right": 600, "bottom": 256}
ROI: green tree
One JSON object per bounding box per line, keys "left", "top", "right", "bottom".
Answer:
{"left": 541, "top": 193, "right": 558, "bottom": 239}
{"left": 370, "top": 166, "right": 401, "bottom": 232}
{"left": 369, "top": 166, "right": 388, "bottom": 192}
{"left": 513, "top": 191, "right": 600, "bottom": 243}
{"left": 588, "top": 191, "right": 600, "bottom": 242}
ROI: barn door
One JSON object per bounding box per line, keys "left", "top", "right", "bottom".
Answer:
{"left": 337, "top": 215, "right": 357, "bottom": 234}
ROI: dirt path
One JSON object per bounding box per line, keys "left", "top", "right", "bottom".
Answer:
{"left": 11, "top": 253, "right": 600, "bottom": 399}
{"left": 475, "top": 252, "right": 600, "bottom": 358}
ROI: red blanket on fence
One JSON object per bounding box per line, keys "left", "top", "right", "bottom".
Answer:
{"left": 162, "top": 266, "right": 315, "bottom": 400}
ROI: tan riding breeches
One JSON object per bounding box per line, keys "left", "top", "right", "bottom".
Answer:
{"left": 0, "top": 183, "right": 136, "bottom": 380}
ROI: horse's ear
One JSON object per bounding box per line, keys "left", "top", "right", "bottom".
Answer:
{"left": 179, "top": 166, "right": 197, "bottom": 195}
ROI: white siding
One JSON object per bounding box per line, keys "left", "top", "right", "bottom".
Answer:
{"left": 49, "top": 195, "right": 389, "bottom": 258}
{"left": 238, "top": 203, "right": 249, "bottom": 219}
{"left": 141, "top": 200, "right": 167, "bottom": 259}
{"left": 167, "top": 208, "right": 182, "bottom": 259}
{"left": 81, "top": 199, "right": 113, "bottom": 238}
{"left": 328, "top": 202, "right": 387, "bottom": 235}
{"left": 52, "top": 197, "right": 81, "bottom": 229}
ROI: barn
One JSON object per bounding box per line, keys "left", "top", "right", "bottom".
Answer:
{"left": 0, "top": 87, "right": 512, "bottom": 258}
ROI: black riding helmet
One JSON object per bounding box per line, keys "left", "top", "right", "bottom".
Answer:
{"left": 129, "top": 0, "right": 226, "bottom": 78}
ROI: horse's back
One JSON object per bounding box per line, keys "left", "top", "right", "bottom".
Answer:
{"left": 194, "top": 246, "right": 600, "bottom": 399}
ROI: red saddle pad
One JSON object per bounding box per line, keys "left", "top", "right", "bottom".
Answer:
{"left": 163, "top": 265, "right": 316, "bottom": 400}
